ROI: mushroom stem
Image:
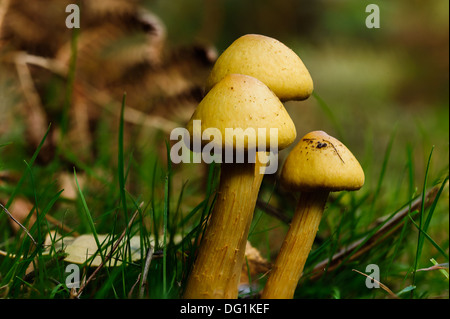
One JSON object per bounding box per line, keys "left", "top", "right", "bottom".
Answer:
{"left": 183, "top": 161, "right": 264, "bottom": 299}
{"left": 261, "top": 189, "right": 329, "bottom": 299}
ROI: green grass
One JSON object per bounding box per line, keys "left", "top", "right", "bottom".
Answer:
{"left": 0, "top": 15, "right": 448, "bottom": 298}
{"left": 0, "top": 95, "right": 448, "bottom": 299}
{"left": 0, "top": 90, "right": 448, "bottom": 299}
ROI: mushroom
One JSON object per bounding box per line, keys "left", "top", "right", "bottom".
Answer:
{"left": 183, "top": 73, "right": 296, "bottom": 299}
{"left": 204, "top": 33, "right": 314, "bottom": 187}
{"left": 261, "top": 130, "right": 365, "bottom": 299}
{"left": 205, "top": 34, "right": 313, "bottom": 101}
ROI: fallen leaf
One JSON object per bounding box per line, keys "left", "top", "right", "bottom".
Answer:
{"left": 240, "top": 241, "right": 271, "bottom": 285}
{"left": 58, "top": 171, "right": 85, "bottom": 201}
{"left": 62, "top": 234, "right": 142, "bottom": 267}
{"left": 42, "top": 231, "right": 184, "bottom": 267}
{"left": 6, "top": 197, "right": 35, "bottom": 233}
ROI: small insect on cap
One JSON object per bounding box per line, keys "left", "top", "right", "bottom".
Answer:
{"left": 187, "top": 73, "right": 297, "bottom": 151}
{"left": 205, "top": 34, "right": 313, "bottom": 101}
{"left": 281, "top": 131, "right": 365, "bottom": 192}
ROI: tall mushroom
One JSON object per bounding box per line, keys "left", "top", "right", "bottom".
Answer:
{"left": 183, "top": 73, "right": 296, "bottom": 299}
{"left": 205, "top": 34, "right": 313, "bottom": 101}
{"left": 261, "top": 131, "right": 365, "bottom": 299}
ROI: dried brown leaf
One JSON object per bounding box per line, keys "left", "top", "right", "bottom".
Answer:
{"left": 6, "top": 197, "right": 35, "bottom": 233}
{"left": 240, "top": 241, "right": 271, "bottom": 285}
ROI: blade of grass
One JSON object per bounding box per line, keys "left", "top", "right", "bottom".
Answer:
{"left": 24, "top": 161, "right": 42, "bottom": 250}
{"left": 162, "top": 140, "right": 173, "bottom": 298}
{"left": 118, "top": 92, "right": 132, "bottom": 295}
{"left": 422, "top": 174, "right": 449, "bottom": 245}
{"left": 150, "top": 159, "right": 159, "bottom": 249}
{"left": 0, "top": 142, "right": 12, "bottom": 148}
{"left": 72, "top": 171, "right": 120, "bottom": 298}
{"left": 4, "top": 124, "right": 51, "bottom": 209}
{"left": 408, "top": 215, "right": 449, "bottom": 260}
{"left": 406, "top": 144, "right": 416, "bottom": 205}
{"left": 249, "top": 178, "right": 278, "bottom": 237}
{"left": 181, "top": 163, "right": 219, "bottom": 290}
{"left": 171, "top": 180, "right": 188, "bottom": 245}
{"left": 179, "top": 198, "right": 208, "bottom": 227}
{"left": 2, "top": 124, "right": 51, "bottom": 292}
{"left": 243, "top": 256, "right": 253, "bottom": 297}
{"left": 163, "top": 173, "right": 169, "bottom": 297}
{"left": 385, "top": 213, "right": 410, "bottom": 280}
{"left": 396, "top": 285, "right": 416, "bottom": 297}
{"left": 60, "top": 22, "right": 79, "bottom": 136}
{"left": 383, "top": 144, "right": 419, "bottom": 279}
{"left": 368, "top": 127, "right": 397, "bottom": 222}
{"left": 197, "top": 163, "right": 218, "bottom": 238}
{"left": 189, "top": 162, "right": 218, "bottom": 253}
{"left": 74, "top": 168, "right": 104, "bottom": 262}
{"left": 319, "top": 213, "right": 345, "bottom": 278}
{"left": 118, "top": 93, "right": 129, "bottom": 224}
{"left": 411, "top": 146, "right": 434, "bottom": 296}
{"left": 409, "top": 172, "right": 449, "bottom": 261}
{"left": 24, "top": 188, "right": 64, "bottom": 291}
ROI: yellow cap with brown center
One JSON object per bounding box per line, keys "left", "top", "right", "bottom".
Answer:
{"left": 281, "top": 130, "right": 365, "bottom": 192}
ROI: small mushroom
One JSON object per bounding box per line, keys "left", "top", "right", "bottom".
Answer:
{"left": 183, "top": 74, "right": 296, "bottom": 299}
{"left": 205, "top": 34, "right": 313, "bottom": 101}
{"left": 261, "top": 131, "right": 365, "bottom": 299}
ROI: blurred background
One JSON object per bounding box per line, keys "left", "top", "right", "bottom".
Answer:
{"left": 0, "top": 0, "right": 448, "bottom": 298}
{"left": 148, "top": 0, "right": 449, "bottom": 178}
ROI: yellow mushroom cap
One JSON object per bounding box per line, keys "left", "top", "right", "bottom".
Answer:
{"left": 186, "top": 73, "right": 297, "bottom": 151}
{"left": 281, "top": 131, "right": 365, "bottom": 192}
{"left": 205, "top": 34, "right": 313, "bottom": 101}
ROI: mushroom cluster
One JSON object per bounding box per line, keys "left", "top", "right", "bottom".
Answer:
{"left": 182, "top": 34, "right": 364, "bottom": 299}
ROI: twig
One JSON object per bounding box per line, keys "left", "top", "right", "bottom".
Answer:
{"left": 86, "top": 85, "right": 179, "bottom": 133}
{"left": 5, "top": 52, "right": 68, "bottom": 76}
{"left": 1, "top": 203, "right": 38, "bottom": 246}
{"left": 256, "top": 199, "right": 291, "bottom": 224}
{"left": 14, "top": 52, "right": 50, "bottom": 151}
{"left": 45, "top": 214, "right": 80, "bottom": 237}
{"left": 139, "top": 246, "right": 154, "bottom": 298}
{"left": 352, "top": 268, "right": 398, "bottom": 299}
{"left": 128, "top": 273, "right": 141, "bottom": 298}
{"left": 308, "top": 184, "right": 441, "bottom": 281}
{"left": 417, "top": 264, "right": 449, "bottom": 272}
{"left": 3, "top": 52, "right": 177, "bottom": 133}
